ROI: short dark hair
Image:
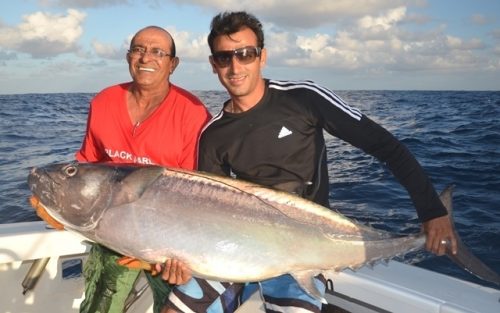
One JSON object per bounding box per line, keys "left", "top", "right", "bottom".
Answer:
{"left": 208, "top": 11, "right": 264, "bottom": 53}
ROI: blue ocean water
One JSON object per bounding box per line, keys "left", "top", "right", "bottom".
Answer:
{"left": 0, "top": 90, "right": 499, "bottom": 288}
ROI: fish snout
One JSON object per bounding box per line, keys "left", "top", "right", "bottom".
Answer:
{"left": 27, "top": 168, "right": 39, "bottom": 191}
{"left": 27, "top": 167, "right": 51, "bottom": 195}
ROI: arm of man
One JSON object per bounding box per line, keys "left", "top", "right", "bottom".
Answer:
{"left": 349, "top": 117, "right": 457, "bottom": 255}
{"left": 310, "top": 90, "right": 457, "bottom": 255}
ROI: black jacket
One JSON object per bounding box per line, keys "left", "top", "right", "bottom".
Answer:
{"left": 198, "top": 79, "right": 446, "bottom": 222}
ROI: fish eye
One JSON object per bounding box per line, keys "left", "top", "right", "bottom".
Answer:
{"left": 64, "top": 165, "right": 78, "bottom": 177}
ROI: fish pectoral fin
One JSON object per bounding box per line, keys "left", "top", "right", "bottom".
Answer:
{"left": 116, "top": 256, "right": 158, "bottom": 275}
{"left": 290, "top": 271, "right": 326, "bottom": 304}
{"left": 111, "top": 166, "right": 164, "bottom": 206}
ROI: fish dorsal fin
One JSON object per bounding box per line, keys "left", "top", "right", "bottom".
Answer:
{"left": 290, "top": 271, "right": 326, "bottom": 304}
{"left": 439, "top": 185, "right": 454, "bottom": 216}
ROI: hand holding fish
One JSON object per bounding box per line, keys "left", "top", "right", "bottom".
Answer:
{"left": 156, "top": 259, "right": 192, "bottom": 285}
{"left": 423, "top": 215, "right": 458, "bottom": 256}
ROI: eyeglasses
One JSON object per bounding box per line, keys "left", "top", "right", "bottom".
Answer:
{"left": 211, "top": 46, "right": 262, "bottom": 68}
{"left": 128, "top": 46, "right": 172, "bottom": 59}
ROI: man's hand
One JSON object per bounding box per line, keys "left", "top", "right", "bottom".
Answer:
{"left": 422, "top": 214, "right": 457, "bottom": 256}
{"left": 155, "top": 259, "right": 192, "bottom": 285}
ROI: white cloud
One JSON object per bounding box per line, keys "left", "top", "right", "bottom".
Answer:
{"left": 494, "top": 45, "right": 500, "bottom": 56}
{"left": 468, "top": 13, "right": 498, "bottom": 26}
{"left": 492, "top": 29, "right": 500, "bottom": 40}
{"left": 357, "top": 7, "right": 406, "bottom": 31}
{"left": 38, "top": 0, "right": 131, "bottom": 8}
{"left": 88, "top": 26, "right": 211, "bottom": 63}
{"left": 0, "top": 9, "right": 86, "bottom": 58}
{"left": 446, "top": 36, "right": 484, "bottom": 50}
{"left": 92, "top": 40, "right": 124, "bottom": 59}
{"left": 0, "top": 50, "right": 17, "bottom": 61}
{"left": 156, "top": 3, "right": 497, "bottom": 76}
{"left": 1, "top": 0, "right": 497, "bottom": 92}
{"left": 297, "top": 34, "right": 330, "bottom": 52}
{"left": 256, "top": 6, "right": 498, "bottom": 74}
{"left": 168, "top": 28, "right": 210, "bottom": 61}
{"left": 172, "top": 0, "right": 420, "bottom": 28}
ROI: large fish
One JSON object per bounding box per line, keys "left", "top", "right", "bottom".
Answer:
{"left": 27, "top": 162, "right": 500, "bottom": 300}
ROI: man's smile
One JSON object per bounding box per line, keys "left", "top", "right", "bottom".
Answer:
{"left": 139, "top": 67, "right": 156, "bottom": 72}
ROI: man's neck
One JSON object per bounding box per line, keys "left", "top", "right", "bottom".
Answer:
{"left": 127, "top": 83, "right": 170, "bottom": 124}
{"left": 131, "top": 82, "right": 169, "bottom": 105}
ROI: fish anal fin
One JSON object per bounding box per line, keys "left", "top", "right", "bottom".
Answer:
{"left": 290, "top": 271, "right": 326, "bottom": 304}
{"left": 117, "top": 256, "right": 158, "bottom": 275}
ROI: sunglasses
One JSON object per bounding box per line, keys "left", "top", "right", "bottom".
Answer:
{"left": 211, "top": 46, "right": 262, "bottom": 68}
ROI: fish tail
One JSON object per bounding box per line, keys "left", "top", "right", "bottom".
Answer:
{"left": 440, "top": 185, "right": 500, "bottom": 286}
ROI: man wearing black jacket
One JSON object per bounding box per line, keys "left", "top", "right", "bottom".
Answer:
{"left": 163, "top": 11, "right": 457, "bottom": 313}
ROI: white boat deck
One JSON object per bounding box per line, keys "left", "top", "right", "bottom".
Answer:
{"left": 1, "top": 221, "right": 499, "bottom": 313}
{"left": 0, "top": 222, "right": 153, "bottom": 313}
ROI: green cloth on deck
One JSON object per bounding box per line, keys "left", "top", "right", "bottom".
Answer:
{"left": 80, "top": 244, "right": 171, "bottom": 313}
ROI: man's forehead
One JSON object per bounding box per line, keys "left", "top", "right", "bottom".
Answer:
{"left": 132, "top": 28, "right": 172, "bottom": 47}
{"left": 213, "top": 28, "right": 257, "bottom": 49}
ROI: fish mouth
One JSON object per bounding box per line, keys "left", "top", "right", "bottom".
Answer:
{"left": 28, "top": 167, "right": 59, "bottom": 207}
{"left": 27, "top": 165, "right": 98, "bottom": 232}
{"left": 29, "top": 195, "right": 65, "bottom": 230}
{"left": 28, "top": 194, "right": 99, "bottom": 232}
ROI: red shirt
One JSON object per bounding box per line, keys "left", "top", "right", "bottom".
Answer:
{"left": 76, "top": 82, "right": 211, "bottom": 170}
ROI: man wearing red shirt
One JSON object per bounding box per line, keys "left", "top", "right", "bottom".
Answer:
{"left": 76, "top": 25, "right": 210, "bottom": 313}
{"left": 76, "top": 82, "right": 209, "bottom": 169}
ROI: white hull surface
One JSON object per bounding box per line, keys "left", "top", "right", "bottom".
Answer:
{"left": 0, "top": 222, "right": 153, "bottom": 313}
{"left": 1, "top": 221, "right": 499, "bottom": 313}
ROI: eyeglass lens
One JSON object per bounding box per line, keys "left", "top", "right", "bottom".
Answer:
{"left": 129, "top": 46, "right": 170, "bottom": 58}
{"left": 212, "top": 46, "right": 261, "bottom": 67}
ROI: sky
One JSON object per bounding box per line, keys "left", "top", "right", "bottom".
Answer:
{"left": 0, "top": 0, "right": 499, "bottom": 94}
